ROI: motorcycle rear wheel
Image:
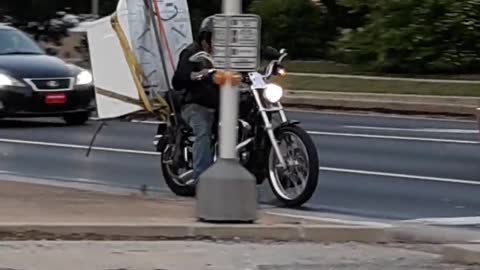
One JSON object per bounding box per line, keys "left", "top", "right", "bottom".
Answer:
{"left": 267, "top": 125, "right": 319, "bottom": 207}
{"left": 160, "top": 144, "right": 196, "bottom": 197}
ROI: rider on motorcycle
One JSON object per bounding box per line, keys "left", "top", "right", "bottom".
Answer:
{"left": 172, "top": 16, "right": 219, "bottom": 185}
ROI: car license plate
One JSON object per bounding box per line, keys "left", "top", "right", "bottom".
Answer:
{"left": 44, "top": 93, "right": 66, "bottom": 105}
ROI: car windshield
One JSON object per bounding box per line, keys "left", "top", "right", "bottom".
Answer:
{"left": 0, "top": 29, "right": 44, "bottom": 55}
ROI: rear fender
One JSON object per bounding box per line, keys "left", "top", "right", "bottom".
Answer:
{"left": 153, "top": 122, "right": 169, "bottom": 151}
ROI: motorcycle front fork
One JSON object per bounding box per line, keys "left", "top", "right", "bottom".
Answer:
{"left": 250, "top": 90, "right": 288, "bottom": 169}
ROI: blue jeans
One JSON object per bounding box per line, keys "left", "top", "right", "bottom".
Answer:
{"left": 181, "top": 103, "right": 215, "bottom": 181}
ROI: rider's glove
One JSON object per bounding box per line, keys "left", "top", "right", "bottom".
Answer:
{"left": 190, "top": 69, "right": 211, "bottom": 81}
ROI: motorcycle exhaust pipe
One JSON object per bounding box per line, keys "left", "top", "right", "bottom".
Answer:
{"left": 179, "top": 170, "right": 194, "bottom": 182}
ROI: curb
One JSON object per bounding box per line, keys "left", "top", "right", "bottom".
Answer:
{"left": 0, "top": 224, "right": 390, "bottom": 243}
{"left": 283, "top": 91, "right": 480, "bottom": 117}
{"left": 442, "top": 245, "right": 480, "bottom": 265}
{"left": 0, "top": 223, "right": 478, "bottom": 245}
{"left": 385, "top": 224, "right": 480, "bottom": 245}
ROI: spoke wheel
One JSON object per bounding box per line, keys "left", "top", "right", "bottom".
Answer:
{"left": 161, "top": 144, "right": 196, "bottom": 197}
{"left": 268, "top": 126, "right": 319, "bottom": 207}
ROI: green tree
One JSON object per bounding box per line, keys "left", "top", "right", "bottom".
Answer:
{"left": 249, "top": 0, "right": 336, "bottom": 59}
{"left": 188, "top": 0, "right": 255, "bottom": 35}
{"left": 334, "top": 0, "right": 480, "bottom": 74}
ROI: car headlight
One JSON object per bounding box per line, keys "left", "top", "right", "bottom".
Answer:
{"left": 0, "top": 73, "right": 25, "bottom": 87}
{"left": 76, "top": 70, "right": 93, "bottom": 85}
{"left": 263, "top": 83, "right": 283, "bottom": 103}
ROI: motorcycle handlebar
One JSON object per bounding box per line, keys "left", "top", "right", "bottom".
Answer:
{"left": 189, "top": 49, "right": 288, "bottom": 79}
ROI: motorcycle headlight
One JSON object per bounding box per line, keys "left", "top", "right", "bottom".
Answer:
{"left": 76, "top": 70, "right": 93, "bottom": 85}
{"left": 0, "top": 73, "right": 25, "bottom": 87}
{"left": 263, "top": 83, "right": 283, "bottom": 103}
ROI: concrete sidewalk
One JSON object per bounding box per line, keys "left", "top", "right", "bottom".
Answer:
{"left": 0, "top": 179, "right": 479, "bottom": 266}
{"left": 0, "top": 180, "right": 386, "bottom": 242}
{"left": 0, "top": 241, "right": 478, "bottom": 270}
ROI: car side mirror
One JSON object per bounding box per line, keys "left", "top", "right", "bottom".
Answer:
{"left": 45, "top": 47, "right": 58, "bottom": 56}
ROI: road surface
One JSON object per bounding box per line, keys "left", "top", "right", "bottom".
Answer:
{"left": 0, "top": 110, "right": 479, "bottom": 225}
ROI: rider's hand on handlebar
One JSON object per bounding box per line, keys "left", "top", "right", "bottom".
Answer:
{"left": 190, "top": 69, "right": 213, "bottom": 81}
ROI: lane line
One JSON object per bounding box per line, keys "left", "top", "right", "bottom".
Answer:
{"left": 286, "top": 108, "right": 478, "bottom": 123}
{"left": 0, "top": 170, "right": 171, "bottom": 196}
{"left": 343, "top": 125, "right": 479, "bottom": 134}
{"left": 0, "top": 138, "right": 161, "bottom": 156}
{"left": 307, "top": 131, "right": 480, "bottom": 144}
{"left": 320, "top": 166, "right": 480, "bottom": 186}
{"left": 0, "top": 138, "right": 478, "bottom": 186}
{"left": 106, "top": 118, "right": 479, "bottom": 143}
{"left": 402, "top": 216, "right": 480, "bottom": 225}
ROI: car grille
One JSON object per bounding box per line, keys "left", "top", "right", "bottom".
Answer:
{"left": 25, "top": 78, "right": 73, "bottom": 91}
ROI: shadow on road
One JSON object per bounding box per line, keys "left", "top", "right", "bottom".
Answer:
{"left": 0, "top": 119, "right": 87, "bottom": 129}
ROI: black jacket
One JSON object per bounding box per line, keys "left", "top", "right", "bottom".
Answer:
{"left": 172, "top": 42, "right": 220, "bottom": 110}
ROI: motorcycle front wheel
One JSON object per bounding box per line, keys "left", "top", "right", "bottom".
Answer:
{"left": 267, "top": 125, "right": 319, "bottom": 207}
{"left": 160, "top": 144, "right": 196, "bottom": 197}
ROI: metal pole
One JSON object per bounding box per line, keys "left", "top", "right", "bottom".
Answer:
{"left": 92, "top": 0, "right": 99, "bottom": 15}
{"left": 218, "top": 0, "right": 242, "bottom": 159}
{"left": 222, "top": 0, "right": 242, "bottom": 14}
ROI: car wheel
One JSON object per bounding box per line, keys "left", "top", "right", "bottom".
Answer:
{"left": 63, "top": 112, "right": 90, "bottom": 126}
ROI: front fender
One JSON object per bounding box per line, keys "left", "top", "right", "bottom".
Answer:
{"left": 274, "top": 120, "right": 300, "bottom": 134}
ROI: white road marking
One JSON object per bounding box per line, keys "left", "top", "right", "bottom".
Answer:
{"left": 0, "top": 170, "right": 170, "bottom": 196}
{"left": 402, "top": 216, "right": 480, "bottom": 226}
{"left": 286, "top": 108, "right": 478, "bottom": 123}
{"left": 308, "top": 131, "right": 480, "bottom": 144}
{"left": 0, "top": 137, "right": 478, "bottom": 186}
{"left": 320, "top": 167, "right": 480, "bottom": 186}
{"left": 130, "top": 119, "right": 166, "bottom": 125}
{"left": 343, "top": 125, "right": 479, "bottom": 134}
{"left": 0, "top": 138, "right": 161, "bottom": 156}
{"left": 98, "top": 108, "right": 479, "bottom": 126}
{"left": 265, "top": 211, "right": 392, "bottom": 228}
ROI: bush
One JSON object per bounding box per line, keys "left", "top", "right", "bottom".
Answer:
{"left": 333, "top": 0, "right": 480, "bottom": 74}
{"left": 249, "top": 0, "right": 337, "bottom": 59}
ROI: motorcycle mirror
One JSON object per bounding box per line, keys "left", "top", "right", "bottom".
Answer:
{"left": 280, "top": 48, "right": 287, "bottom": 54}
{"left": 189, "top": 51, "right": 215, "bottom": 66}
{"left": 262, "top": 46, "right": 280, "bottom": 61}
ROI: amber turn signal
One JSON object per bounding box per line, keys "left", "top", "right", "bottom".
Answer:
{"left": 213, "top": 71, "right": 226, "bottom": 85}
{"left": 213, "top": 71, "right": 242, "bottom": 86}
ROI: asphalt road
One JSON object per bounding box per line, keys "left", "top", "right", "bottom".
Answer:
{"left": 0, "top": 110, "right": 479, "bottom": 225}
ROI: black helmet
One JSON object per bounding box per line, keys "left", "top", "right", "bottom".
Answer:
{"left": 199, "top": 15, "right": 214, "bottom": 34}
{"left": 197, "top": 15, "right": 214, "bottom": 45}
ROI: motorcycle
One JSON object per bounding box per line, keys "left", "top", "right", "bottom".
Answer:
{"left": 153, "top": 47, "right": 319, "bottom": 207}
